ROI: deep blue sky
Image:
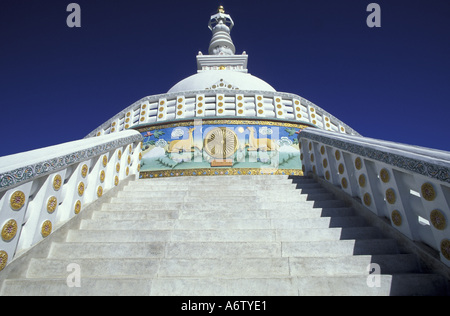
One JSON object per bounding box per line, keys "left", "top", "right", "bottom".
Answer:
{"left": 1, "top": 0, "right": 449, "bottom": 158}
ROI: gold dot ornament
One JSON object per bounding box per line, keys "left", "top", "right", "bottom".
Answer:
{"left": 97, "top": 186, "right": 103, "bottom": 198}
{"left": 386, "top": 188, "right": 396, "bottom": 204}
{"left": 47, "top": 196, "right": 58, "bottom": 214}
{"left": 440, "top": 239, "right": 450, "bottom": 261}
{"left": 74, "top": 200, "right": 81, "bottom": 215}
{"left": 53, "top": 174, "right": 62, "bottom": 191}
{"left": 358, "top": 174, "right": 366, "bottom": 187}
{"left": 355, "top": 157, "right": 362, "bottom": 170}
{"left": 10, "top": 191, "right": 26, "bottom": 211}
{"left": 78, "top": 182, "right": 85, "bottom": 196}
{"left": 364, "top": 193, "right": 372, "bottom": 206}
{"left": 380, "top": 168, "right": 390, "bottom": 183}
{"left": 0, "top": 251, "right": 8, "bottom": 271}
{"left": 81, "top": 164, "right": 88, "bottom": 178}
{"left": 41, "top": 220, "right": 52, "bottom": 238}
{"left": 391, "top": 210, "right": 402, "bottom": 226}
{"left": 2, "top": 219, "right": 17, "bottom": 241}
{"left": 430, "top": 209, "right": 446, "bottom": 230}
{"left": 421, "top": 183, "right": 436, "bottom": 201}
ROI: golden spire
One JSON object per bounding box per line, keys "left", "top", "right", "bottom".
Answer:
{"left": 218, "top": 5, "right": 225, "bottom": 13}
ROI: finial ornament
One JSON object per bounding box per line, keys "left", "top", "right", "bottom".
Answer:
{"left": 208, "top": 6, "right": 235, "bottom": 55}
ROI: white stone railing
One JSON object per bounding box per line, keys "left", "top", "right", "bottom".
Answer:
{"left": 298, "top": 127, "right": 450, "bottom": 267}
{"left": 85, "top": 90, "right": 360, "bottom": 138}
{"left": 0, "top": 130, "right": 143, "bottom": 271}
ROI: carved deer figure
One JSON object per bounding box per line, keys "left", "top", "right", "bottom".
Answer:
{"left": 247, "top": 126, "right": 278, "bottom": 151}
{"left": 168, "top": 128, "right": 197, "bottom": 153}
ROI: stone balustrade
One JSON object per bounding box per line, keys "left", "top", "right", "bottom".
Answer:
{"left": 0, "top": 130, "right": 143, "bottom": 271}
{"left": 298, "top": 127, "right": 450, "bottom": 267}
{"left": 85, "top": 90, "right": 360, "bottom": 139}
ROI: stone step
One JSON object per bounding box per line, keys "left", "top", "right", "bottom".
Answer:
{"left": 92, "top": 210, "right": 179, "bottom": 221}
{"left": 48, "top": 242, "right": 166, "bottom": 259}
{"left": 116, "top": 189, "right": 328, "bottom": 199}
{"left": 281, "top": 239, "right": 399, "bottom": 257}
{"left": 80, "top": 215, "right": 368, "bottom": 231}
{"left": 121, "top": 183, "right": 307, "bottom": 192}
{"left": 67, "top": 227, "right": 382, "bottom": 243}
{"left": 91, "top": 207, "right": 355, "bottom": 221}
{"left": 3, "top": 273, "right": 446, "bottom": 296}
{"left": 133, "top": 178, "right": 300, "bottom": 186}
{"left": 48, "top": 241, "right": 283, "bottom": 259}
{"left": 24, "top": 254, "right": 421, "bottom": 280}
{"left": 271, "top": 217, "right": 367, "bottom": 229}
{"left": 66, "top": 229, "right": 173, "bottom": 242}
{"left": 136, "top": 175, "right": 307, "bottom": 182}
{"left": 148, "top": 274, "right": 448, "bottom": 296}
{"left": 289, "top": 254, "right": 421, "bottom": 276}
{"left": 1, "top": 278, "right": 152, "bottom": 296}
{"left": 100, "top": 200, "right": 348, "bottom": 212}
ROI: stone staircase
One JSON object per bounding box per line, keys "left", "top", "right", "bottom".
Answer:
{"left": 1, "top": 175, "right": 448, "bottom": 295}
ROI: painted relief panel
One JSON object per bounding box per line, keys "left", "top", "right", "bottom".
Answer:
{"left": 137, "top": 120, "right": 308, "bottom": 178}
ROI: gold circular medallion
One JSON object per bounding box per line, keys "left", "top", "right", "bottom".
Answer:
{"left": 358, "top": 174, "right": 366, "bottom": 187}
{"left": 74, "top": 200, "right": 81, "bottom": 215}
{"left": 355, "top": 157, "right": 362, "bottom": 170}
{"left": 116, "top": 163, "right": 120, "bottom": 172}
{"left": 364, "top": 193, "right": 372, "bottom": 206}
{"left": 380, "top": 168, "right": 390, "bottom": 183}
{"left": 47, "top": 196, "right": 57, "bottom": 214}
{"left": 0, "top": 251, "right": 8, "bottom": 271}
{"left": 10, "top": 191, "right": 26, "bottom": 211}
{"left": 204, "top": 127, "right": 238, "bottom": 159}
{"left": 53, "top": 174, "right": 62, "bottom": 191}
{"left": 102, "top": 155, "right": 108, "bottom": 167}
{"left": 1, "top": 220, "right": 17, "bottom": 241}
{"left": 97, "top": 186, "right": 103, "bottom": 198}
{"left": 391, "top": 210, "right": 402, "bottom": 226}
{"left": 323, "top": 158, "right": 328, "bottom": 168}
{"left": 338, "top": 163, "right": 345, "bottom": 175}
{"left": 81, "top": 164, "right": 88, "bottom": 178}
{"left": 78, "top": 182, "right": 85, "bottom": 196}
{"left": 441, "top": 239, "right": 450, "bottom": 261}
{"left": 325, "top": 170, "right": 330, "bottom": 181}
{"left": 320, "top": 146, "right": 325, "bottom": 155}
{"left": 430, "top": 209, "right": 446, "bottom": 230}
{"left": 310, "top": 154, "right": 314, "bottom": 162}
{"left": 341, "top": 177, "right": 348, "bottom": 189}
{"left": 114, "top": 176, "right": 119, "bottom": 186}
{"left": 335, "top": 150, "right": 341, "bottom": 160}
{"left": 386, "top": 188, "right": 396, "bottom": 204}
{"left": 41, "top": 220, "right": 52, "bottom": 238}
{"left": 421, "top": 183, "right": 436, "bottom": 201}
{"left": 100, "top": 170, "right": 105, "bottom": 183}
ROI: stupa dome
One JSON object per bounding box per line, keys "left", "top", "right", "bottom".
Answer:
{"left": 167, "top": 70, "right": 276, "bottom": 93}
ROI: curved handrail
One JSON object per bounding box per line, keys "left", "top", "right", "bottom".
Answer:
{"left": 0, "top": 130, "right": 143, "bottom": 271}
{"left": 299, "top": 127, "right": 450, "bottom": 266}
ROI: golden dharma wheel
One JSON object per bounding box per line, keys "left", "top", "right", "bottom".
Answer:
{"left": 204, "top": 127, "right": 238, "bottom": 159}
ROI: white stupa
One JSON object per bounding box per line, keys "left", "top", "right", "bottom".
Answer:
{"left": 85, "top": 6, "right": 359, "bottom": 178}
